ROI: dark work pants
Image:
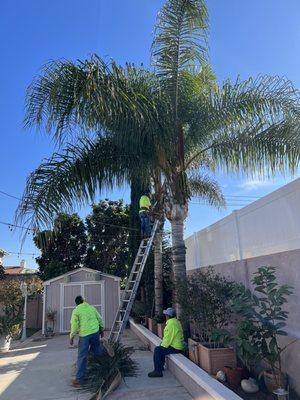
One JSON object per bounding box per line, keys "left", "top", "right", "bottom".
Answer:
{"left": 76, "top": 332, "right": 104, "bottom": 383}
{"left": 153, "top": 345, "right": 182, "bottom": 373}
{"left": 140, "top": 211, "right": 151, "bottom": 237}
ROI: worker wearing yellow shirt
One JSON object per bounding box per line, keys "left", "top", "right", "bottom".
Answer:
{"left": 70, "top": 296, "right": 105, "bottom": 387}
{"left": 148, "top": 307, "right": 184, "bottom": 378}
{"left": 139, "top": 192, "right": 152, "bottom": 238}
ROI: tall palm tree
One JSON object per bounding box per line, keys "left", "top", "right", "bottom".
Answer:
{"left": 18, "top": 0, "right": 300, "bottom": 315}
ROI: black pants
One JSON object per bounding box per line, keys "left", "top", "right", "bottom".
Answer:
{"left": 153, "top": 346, "right": 182, "bottom": 373}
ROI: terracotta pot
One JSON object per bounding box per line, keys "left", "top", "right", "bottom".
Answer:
{"left": 198, "top": 343, "right": 236, "bottom": 375}
{"left": 263, "top": 370, "right": 287, "bottom": 393}
{"left": 157, "top": 323, "right": 166, "bottom": 339}
{"left": 147, "top": 318, "right": 158, "bottom": 335}
{"left": 223, "top": 366, "right": 243, "bottom": 389}
{"left": 188, "top": 338, "right": 200, "bottom": 365}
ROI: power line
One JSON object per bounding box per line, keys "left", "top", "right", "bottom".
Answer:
{"left": 0, "top": 190, "right": 21, "bottom": 201}
{"left": 0, "top": 221, "right": 34, "bottom": 232}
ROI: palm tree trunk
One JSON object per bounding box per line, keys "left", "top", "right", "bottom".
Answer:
{"left": 169, "top": 203, "right": 187, "bottom": 317}
{"left": 153, "top": 222, "right": 164, "bottom": 316}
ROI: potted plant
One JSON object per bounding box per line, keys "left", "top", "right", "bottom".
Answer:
{"left": 178, "top": 269, "right": 237, "bottom": 374}
{"left": 0, "top": 316, "right": 22, "bottom": 352}
{"left": 147, "top": 317, "right": 158, "bottom": 335}
{"left": 154, "top": 315, "right": 165, "bottom": 339}
{"left": 131, "top": 301, "right": 149, "bottom": 326}
{"left": 231, "top": 266, "right": 296, "bottom": 393}
{"left": 45, "top": 308, "right": 57, "bottom": 336}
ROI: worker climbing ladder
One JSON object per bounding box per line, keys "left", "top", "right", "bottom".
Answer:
{"left": 109, "top": 219, "right": 159, "bottom": 342}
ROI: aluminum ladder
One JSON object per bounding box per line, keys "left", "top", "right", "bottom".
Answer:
{"left": 108, "top": 220, "right": 159, "bottom": 342}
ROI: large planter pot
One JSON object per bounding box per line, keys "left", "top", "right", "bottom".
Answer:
{"left": 148, "top": 318, "right": 158, "bottom": 335}
{"left": 223, "top": 366, "right": 243, "bottom": 389}
{"left": 0, "top": 336, "right": 11, "bottom": 353}
{"left": 198, "top": 343, "right": 236, "bottom": 375}
{"left": 188, "top": 338, "right": 200, "bottom": 365}
{"left": 157, "top": 323, "right": 165, "bottom": 339}
{"left": 263, "top": 370, "right": 287, "bottom": 393}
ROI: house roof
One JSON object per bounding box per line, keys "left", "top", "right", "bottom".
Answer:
{"left": 4, "top": 266, "right": 24, "bottom": 275}
{"left": 43, "top": 267, "right": 121, "bottom": 285}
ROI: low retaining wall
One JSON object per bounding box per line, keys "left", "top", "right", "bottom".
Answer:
{"left": 130, "top": 319, "right": 242, "bottom": 400}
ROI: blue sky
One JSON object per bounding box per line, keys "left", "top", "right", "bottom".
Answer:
{"left": 0, "top": 0, "right": 299, "bottom": 269}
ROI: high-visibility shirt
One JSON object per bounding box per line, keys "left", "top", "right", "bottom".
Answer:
{"left": 139, "top": 195, "right": 151, "bottom": 211}
{"left": 70, "top": 302, "right": 104, "bottom": 339}
{"left": 161, "top": 318, "right": 184, "bottom": 350}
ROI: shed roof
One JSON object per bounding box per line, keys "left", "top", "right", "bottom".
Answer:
{"left": 43, "top": 267, "right": 121, "bottom": 285}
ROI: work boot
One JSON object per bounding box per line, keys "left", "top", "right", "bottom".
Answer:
{"left": 72, "top": 379, "right": 82, "bottom": 388}
{"left": 148, "top": 370, "right": 163, "bottom": 378}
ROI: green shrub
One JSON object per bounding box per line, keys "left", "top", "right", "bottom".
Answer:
{"left": 177, "top": 268, "right": 235, "bottom": 345}
{"left": 231, "top": 266, "right": 294, "bottom": 379}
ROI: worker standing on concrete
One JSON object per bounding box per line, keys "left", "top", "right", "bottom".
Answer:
{"left": 139, "top": 192, "right": 152, "bottom": 238}
{"left": 148, "top": 308, "right": 184, "bottom": 378}
{"left": 70, "top": 295, "right": 105, "bottom": 387}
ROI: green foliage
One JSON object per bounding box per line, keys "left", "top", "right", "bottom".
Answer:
{"left": 34, "top": 213, "right": 87, "bottom": 281}
{"left": 231, "top": 266, "right": 293, "bottom": 375}
{"left": 0, "top": 280, "right": 24, "bottom": 319}
{"left": 0, "top": 263, "right": 4, "bottom": 280}
{"left": 177, "top": 268, "right": 235, "bottom": 345}
{"left": 85, "top": 200, "right": 130, "bottom": 278}
{"left": 84, "top": 341, "right": 138, "bottom": 394}
{"left": 0, "top": 315, "right": 23, "bottom": 337}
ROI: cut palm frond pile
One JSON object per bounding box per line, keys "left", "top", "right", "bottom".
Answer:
{"left": 84, "top": 341, "right": 138, "bottom": 398}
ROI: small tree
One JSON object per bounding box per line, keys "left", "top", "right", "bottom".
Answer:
{"left": 85, "top": 200, "right": 131, "bottom": 278}
{"left": 177, "top": 268, "right": 235, "bottom": 345}
{"left": 231, "top": 266, "right": 295, "bottom": 385}
{"left": 34, "top": 213, "right": 87, "bottom": 280}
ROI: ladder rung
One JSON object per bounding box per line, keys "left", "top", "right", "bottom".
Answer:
{"left": 129, "top": 280, "right": 136, "bottom": 283}
{"left": 123, "top": 299, "right": 130, "bottom": 302}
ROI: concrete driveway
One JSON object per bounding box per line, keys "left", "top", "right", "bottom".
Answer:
{"left": 0, "top": 334, "right": 90, "bottom": 400}
{"left": 0, "top": 330, "right": 192, "bottom": 400}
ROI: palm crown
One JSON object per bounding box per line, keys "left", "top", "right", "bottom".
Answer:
{"left": 18, "top": 1, "right": 300, "bottom": 306}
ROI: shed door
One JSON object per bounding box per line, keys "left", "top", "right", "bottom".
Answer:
{"left": 61, "top": 282, "right": 104, "bottom": 332}
{"left": 62, "top": 284, "right": 82, "bottom": 332}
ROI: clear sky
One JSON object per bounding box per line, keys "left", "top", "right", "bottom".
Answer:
{"left": 0, "top": 0, "right": 299, "bottom": 269}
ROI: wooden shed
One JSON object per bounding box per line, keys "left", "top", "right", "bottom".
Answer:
{"left": 42, "top": 267, "right": 120, "bottom": 334}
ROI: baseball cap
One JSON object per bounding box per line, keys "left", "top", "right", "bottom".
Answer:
{"left": 163, "top": 307, "right": 176, "bottom": 317}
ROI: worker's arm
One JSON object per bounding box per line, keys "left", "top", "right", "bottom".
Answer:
{"left": 70, "top": 308, "right": 79, "bottom": 341}
{"left": 161, "top": 323, "right": 175, "bottom": 348}
{"left": 94, "top": 307, "right": 104, "bottom": 334}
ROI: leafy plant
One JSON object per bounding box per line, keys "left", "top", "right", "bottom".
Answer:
{"left": 131, "top": 300, "right": 151, "bottom": 318}
{"left": 177, "top": 268, "right": 235, "bottom": 346}
{"left": 231, "top": 266, "right": 295, "bottom": 384}
{"left": 153, "top": 315, "right": 165, "bottom": 324}
{"left": 84, "top": 341, "right": 138, "bottom": 395}
{"left": 0, "top": 315, "right": 23, "bottom": 337}
{"left": 0, "top": 280, "right": 24, "bottom": 319}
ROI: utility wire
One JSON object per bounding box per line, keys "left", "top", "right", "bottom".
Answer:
{"left": 0, "top": 190, "right": 21, "bottom": 201}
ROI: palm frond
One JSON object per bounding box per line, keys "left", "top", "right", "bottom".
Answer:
{"left": 188, "top": 173, "right": 225, "bottom": 208}
{"left": 16, "top": 135, "right": 150, "bottom": 231}
{"left": 185, "top": 75, "right": 300, "bottom": 176}
{"left": 152, "top": 0, "right": 208, "bottom": 126}
{"left": 152, "top": 0, "right": 208, "bottom": 78}
{"left": 25, "top": 56, "right": 159, "bottom": 143}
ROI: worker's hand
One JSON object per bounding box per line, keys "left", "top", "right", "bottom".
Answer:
{"left": 99, "top": 331, "right": 104, "bottom": 338}
{"left": 70, "top": 337, "right": 74, "bottom": 347}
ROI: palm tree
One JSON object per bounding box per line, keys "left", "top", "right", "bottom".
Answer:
{"left": 18, "top": 0, "right": 300, "bottom": 315}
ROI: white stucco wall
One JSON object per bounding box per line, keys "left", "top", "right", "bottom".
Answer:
{"left": 186, "top": 178, "right": 300, "bottom": 271}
